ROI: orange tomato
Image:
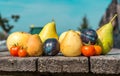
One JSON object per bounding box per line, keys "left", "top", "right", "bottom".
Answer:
{"left": 94, "top": 45, "right": 102, "bottom": 55}
{"left": 81, "top": 45, "right": 95, "bottom": 57}
{"left": 10, "top": 46, "right": 20, "bottom": 56}
{"left": 18, "top": 49, "right": 27, "bottom": 57}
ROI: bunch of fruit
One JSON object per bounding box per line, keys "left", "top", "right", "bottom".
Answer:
{"left": 6, "top": 14, "right": 117, "bottom": 57}
{"left": 7, "top": 32, "right": 43, "bottom": 57}
{"left": 80, "top": 29, "right": 102, "bottom": 57}
{"left": 59, "top": 29, "right": 102, "bottom": 57}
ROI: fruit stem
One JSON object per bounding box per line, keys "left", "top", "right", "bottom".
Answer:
{"left": 110, "top": 14, "right": 118, "bottom": 23}
{"left": 84, "top": 41, "right": 91, "bottom": 46}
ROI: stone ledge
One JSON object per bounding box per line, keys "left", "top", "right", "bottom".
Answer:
{"left": 0, "top": 57, "right": 37, "bottom": 72}
{"left": 0, "top": 56, "right": 89, "bottom": 73}
{"left": 38, "top": 56, "right": 89, "bottom": 73}
{"left": 90, "top": 49, "right": 120, "bottom": 74}
{"left": 90, "top": 55, "right": 120, "bottom": 74}
{"left": 0, "top": 48, "right": 120, "bottom": 75}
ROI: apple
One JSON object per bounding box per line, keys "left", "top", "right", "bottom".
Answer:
{"left": 7, "top": 32, "right": 31, "bottom": 51}
{"left": 7, "top": 32, "right": 43, "bottom": 56}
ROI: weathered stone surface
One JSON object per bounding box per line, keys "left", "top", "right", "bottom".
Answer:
{"left": 90, "top": 49, "right": 120, "bottom": 74}
{"left": 0, "top": 49, "right": 120, "bottom": 75}
{"left": 0, "top": 56, "right": 38, "bottom": 71}
{"left": 38, "top": 56, "right": 89, "bottom": 73}
{"left": 90, "top": 56, "right": 119, "bottom": 74}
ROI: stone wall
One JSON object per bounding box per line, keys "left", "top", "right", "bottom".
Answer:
{"left": 0, "top": 49, "right": 120, "bottom": 76}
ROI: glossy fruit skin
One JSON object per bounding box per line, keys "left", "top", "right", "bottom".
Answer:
{"left": 43, "top": 38, "right": 60, "bottom": 56}
{"left": 94, "top": 45, "right": 102, "bottom": 55}
{"left": 81, "top": 45, "right": 95, "bottom": 57}
{"left": 39, "top": 21, "right": 59, "bottom": 43}
{"left": 10, "top": 46, "right": 20, "bottom": 56}
{"left": 81, "top": 29, "right": 98, "bottom": 44}
{"left": 18, "top": 49, "right": 27, "bottom": 57}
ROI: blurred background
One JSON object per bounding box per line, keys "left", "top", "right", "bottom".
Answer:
{"left": 1, "top": 0, "right": 120, "bottom": 49}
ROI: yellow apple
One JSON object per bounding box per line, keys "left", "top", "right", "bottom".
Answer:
{"left": 6, "top": 32, "right": 31, "bottom": 51}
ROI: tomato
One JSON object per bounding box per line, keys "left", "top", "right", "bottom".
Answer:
{"left": 81, "top": 45, "right": 95, "bottom": 57}
{"left": 94, "top": 45, "right": 102, "bottom": 55}
{"left": 10, "top": 46, "right": 20, "bottom": 56}
{"left": 18, "top": 49, "right": 27, "bottom": 57}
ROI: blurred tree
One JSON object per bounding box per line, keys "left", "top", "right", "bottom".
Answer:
{"left": 0, "top": 13, "right": 20, "bottom": 33}
{"left": 78, "top": 15, "right": 89, "bottom": 31}
{"left": 0, "top": 13, "right": 20, "bottom": 40}
{"left": 11, "top": 14, "right": 20, "bottom": 22}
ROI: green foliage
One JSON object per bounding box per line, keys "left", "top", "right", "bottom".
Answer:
{"left": 0, "top": 13, "right": 20, "bottom": 33}
{"left": 78, "top": 15, "right": 89, "bottom": 31}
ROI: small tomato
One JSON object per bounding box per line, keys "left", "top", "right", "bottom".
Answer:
{"left": 18, "top": 49, "right": 27, "bottom": 57}
{"left": 81, "top": 45, "right": 95, "bottom": 57}
{"left": 94, "top": 45, "right": 102, "bottom": 55}
{"left": 10, "top": 46, "right": 20, "bottom": 56}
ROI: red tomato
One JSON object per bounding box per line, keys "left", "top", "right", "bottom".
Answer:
{"left": 18, "top": 49, "right": 27, "bottom": 57}
{"left": 10, "top": 46, "right": 20, "bottom": 56}
{"left": 81, "top": 45, "right": 95, "bottom": 57}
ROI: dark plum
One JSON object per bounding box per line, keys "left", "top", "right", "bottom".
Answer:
{"left": 43, "top": 38, "right": 60, "bottom": 56}
{"left": 81, "top": 29, "right": 98, "bottom": 44}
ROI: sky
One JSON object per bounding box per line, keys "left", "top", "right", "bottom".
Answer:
{"left": 0, "top": 0, "right": 112, "bottom": 34}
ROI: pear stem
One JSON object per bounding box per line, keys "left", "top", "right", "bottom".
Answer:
{"left": 110, "top": 14, "right": 118, "bottom": 23}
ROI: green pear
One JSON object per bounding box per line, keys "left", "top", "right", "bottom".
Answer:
{"left": 97, "top": 14, "right": 117, "bottom": 54}
{"left": 39, "top": 21, "right": 59, "bottom": 42}
{"left": 60, "top": 30, "right": 83, "bottom": 57}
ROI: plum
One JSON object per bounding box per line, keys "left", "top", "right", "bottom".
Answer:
{"left": 81, "top": 29, "right": 98, "bottom": 44}
{"left": 43, "top": 38, "right": 60, "bottom": 56}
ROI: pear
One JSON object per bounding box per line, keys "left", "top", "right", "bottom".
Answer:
{"left": 75, "top": 31, "right": 81, "bottom": 35}
{"left": 59, "top": 31, "right": 81, "bottom": 43}
{"left": 39, "top": 21, "right": 59, "bottom": 42}
{"left": 60, "top": 30, "right": 83, "bottom": 57}
{"left": 97, "top": 14, "right": 117, "bottom": 54}
{"left": 26, "top": 34, "right": 43, "bottom": 56}
{"left": 59, "top": 31, "right": 67, "bottom": 43}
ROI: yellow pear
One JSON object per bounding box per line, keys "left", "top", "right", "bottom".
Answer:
{"left": 59, "top": 31, "right": 68, "bottom": 43}
{"left": 59, "top": 31, "right": 81, "bottom": 43}
{"left": 39, "top": 21, "right": 58, "bottom": 42}
{"left": 60, "top": 30, "right": 83, "bottom": 57}
{"left": 26, "top": 34, "right": 43, "bottom": 56}
{"left": 75, "top": 31, "right": 81, "bottom": 35}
